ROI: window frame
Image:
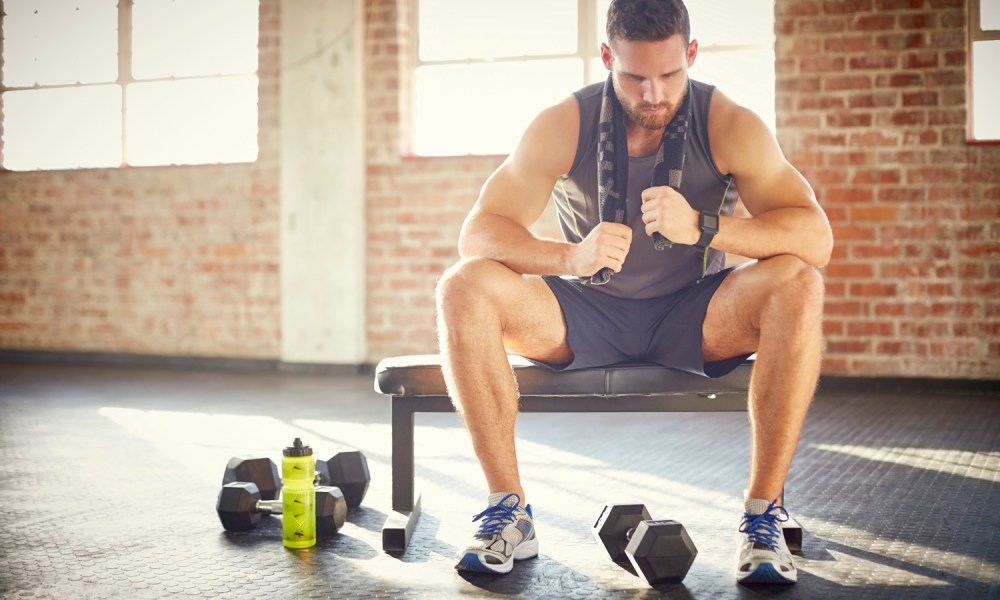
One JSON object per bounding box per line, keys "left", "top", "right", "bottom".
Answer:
{"left": 407, "top": 0, "right": 601, "bottom": 157}
{"left": 407, "top": 0, "right": 777, "bottom": 157}
{"left": 0, "top": 1, "right": 260, "bottom": 171}
{"left": 968, "top": 0, "right": 1000, "bottom": 145}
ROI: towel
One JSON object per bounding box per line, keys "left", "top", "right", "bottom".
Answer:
{"left": 588, "top": 74, "right": 693, "bottom": 285}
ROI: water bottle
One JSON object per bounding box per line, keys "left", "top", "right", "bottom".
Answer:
{"left": 281, "top": 437, "right": 315, "bottom": 548}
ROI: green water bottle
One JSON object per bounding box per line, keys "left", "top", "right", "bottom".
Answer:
{"left": 281, "top": 437, "right": 316, "bottom": 549}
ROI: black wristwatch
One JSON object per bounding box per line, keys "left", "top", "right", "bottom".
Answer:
{"left": 695, "top": 211, "right": 719, "bottom": 253}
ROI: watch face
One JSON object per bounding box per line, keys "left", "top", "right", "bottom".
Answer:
{"left": 702, "top": 213, "right": 719, "bottom": 231}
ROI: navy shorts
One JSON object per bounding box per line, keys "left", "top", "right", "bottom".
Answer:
{"left": 535, "top": 268, "right": 750, "bottom": 378}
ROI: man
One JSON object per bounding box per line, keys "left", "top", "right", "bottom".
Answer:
{"left": 436, "top": 0, "right": 832, "bottom": 585}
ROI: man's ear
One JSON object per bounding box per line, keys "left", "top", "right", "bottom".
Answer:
{"left": 600, "top": 42, "right": 614, "bottom": 71}
{"left": 687, "top": 39, "right": 699, "bottom": 68}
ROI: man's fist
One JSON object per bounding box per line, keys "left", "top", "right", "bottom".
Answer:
{"left": 640, "top": 186, "right": 700, "bottom": 245}
{"left": 568, "top": 222, "right": 632, "bottom": 277}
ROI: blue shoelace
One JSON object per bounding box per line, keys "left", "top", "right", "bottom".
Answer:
{"left": 470, "top": 493, "right": 520, "bottom": 538}
{"left": 738, "top": 499, "right": 790, "bottom": 548}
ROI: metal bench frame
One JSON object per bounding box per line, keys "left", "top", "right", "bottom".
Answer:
{"left": 373, "top": 354, "right": 795, "bottom": 554}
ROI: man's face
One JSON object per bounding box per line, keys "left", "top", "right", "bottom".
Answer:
{"left": 601, "top": 35, "right": 698, "bottom": 130}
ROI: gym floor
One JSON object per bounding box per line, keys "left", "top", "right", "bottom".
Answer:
{"left": 0, "top": 362, "right": 997, "bottom": 599}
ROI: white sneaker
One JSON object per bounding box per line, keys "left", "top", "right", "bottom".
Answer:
{"left": 735, "top": 498, "right": 797, "bottom": 584}
{"left": 455, "top": 493, "right": 538, "bottom": 574}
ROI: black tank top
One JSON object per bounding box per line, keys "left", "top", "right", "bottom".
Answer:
{"left": 551, "top": 79, "right": 740, "bottom": 299}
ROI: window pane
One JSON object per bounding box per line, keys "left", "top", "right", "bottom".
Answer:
{"left": 126, "top": 76, "right": 259, "bottom": 166}
{"left": 1, "top": 0, "right": 118, "bottom": 86}
{"left": 2, "top": 86, "right": 122, "bottom": 170}
{"left": 972, "top": 41, "right": 1000, "bottom": 140}
{"left": 589, "top": 58, "right": 608, "bottom": 84}
{"left": 983, "top": 0, "right": 1000, "bottom": 30}
{"left": 690, "top": 49, "right": 776, "bottom": 132}
{"left": 414, "top": 59, "right": 583, "bottom": 155}
{"left": 597, "top": 0, "right": 611, "bottom": 42}
{"left": 688, "top": 0, "right": 774, "bottom": 47}
{"left": 132, "top": 0, "right": 259, "bottom": 78}
{"left": 419, "top": 0, "right": 577, "bottom": 61}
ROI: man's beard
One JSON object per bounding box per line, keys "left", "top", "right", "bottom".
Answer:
{"left": 625, "top": 101, "right": 675, "bottom": 129}
{"left": 613, "top": 78, "right": 683, "bottom": 130}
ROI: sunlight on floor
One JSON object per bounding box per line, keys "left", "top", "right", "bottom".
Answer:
{"left": 812, "top": 444, "right": 1000, "bottom": 483}
{"left": 96, "top": 406, "right": 1000, "bottom": 588}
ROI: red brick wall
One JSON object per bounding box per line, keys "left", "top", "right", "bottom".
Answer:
{"left": 364, "top": 0, "right": 505, "bottom": 359}
{"left": 775, "top": 0, "right": 1000, "bottom": 378}
{"left": 0, "top": 1, "right": 282, "bottom": 358}
{"left": 2, "top": 0, "right": 997, "bottom": 379}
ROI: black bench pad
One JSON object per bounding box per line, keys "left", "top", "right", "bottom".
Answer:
{"left": 375, "top": 354, "right": 753, "bottom": 401}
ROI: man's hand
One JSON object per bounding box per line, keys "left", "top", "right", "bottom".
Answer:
{"left": 568, "top": 222, "right": 632, "bottom": 277}
{"left": 640, "top": 186, "right": 700, "bottom": 246}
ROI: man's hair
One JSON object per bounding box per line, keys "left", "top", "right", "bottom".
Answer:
{"left": 606, "top": 0, "right": 690, "bottom": 45}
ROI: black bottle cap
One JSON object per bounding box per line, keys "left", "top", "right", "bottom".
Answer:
{"left": 283, "top": 437, "right": 313, "bottom": 457}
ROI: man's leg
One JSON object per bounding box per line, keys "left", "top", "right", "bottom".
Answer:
{"left": 701, "top": 254, "right": 824, "bottom": 584}
{"left": 436, "top": 257, "right": 572, "bottom": 574}
{"left": 702, "top": 255, "right": 825, "bottom": 501}
{"left": 435, "top": 257, "right": 573, "bottom": 505}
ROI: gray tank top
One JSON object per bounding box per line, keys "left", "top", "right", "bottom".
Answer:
{"left": 551, "top": 79, "right": 739, "bottom": 299}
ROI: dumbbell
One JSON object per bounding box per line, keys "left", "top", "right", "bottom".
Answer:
{"left": 222, "top": 451, "right": 370, "bottom": 508}
{"left": 315, "top": 451, "right": 370, "bottom": 508}
{"left": 593, "top": 504, "right": 697, "bottom": 586}
{"left": 222, "top": 456, "right": 282, "bottom": 500}
{"left": 216, "top": 481, "right": 348, "bottom": 535}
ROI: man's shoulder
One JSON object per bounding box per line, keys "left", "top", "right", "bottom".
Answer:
{"left": 574, "top": 80, "right": 604, "bottom": 104}
{"left": 570, "top": 81, "right": 604, "bottom": 136}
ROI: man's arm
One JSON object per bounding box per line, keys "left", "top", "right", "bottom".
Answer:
{"left": 639, "top": 89, "right": 833, "bottom": 268}
{"left": 459, "top": 96, "right": 633, "bottom": 277}
{"left": 709, "top": 90, "right": 834, "bottom": 268}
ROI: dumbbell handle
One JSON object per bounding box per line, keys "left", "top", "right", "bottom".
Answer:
{"left": 256, "top": 494, "right": 316, "bottom": 517}
{"left": 256, "top": 499, "right": 284, "bottom": 516}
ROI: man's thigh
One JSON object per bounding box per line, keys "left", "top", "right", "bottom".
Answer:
{"left": 702, "top": 255, "right": 818, "bottom": 362}
{"left": 701, "top": 261, "right": 764, "bottom": 363}
{"left": 444, "top": 258, "right": 572, "bottom": 365}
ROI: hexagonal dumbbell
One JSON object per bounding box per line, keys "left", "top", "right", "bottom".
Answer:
{"left": 222, "top": 457, "right": 282, "bottom": 500}
{"left": 222, "top": 451, "right": 370, "bottom": 509}
{"left": 593, "top": 503, "right": 698, "bottom": 586}
{"left": 216, "top": 481, "right": 348, "bottom": 536}
{"left": 314, "top": 450, "right": 370, "bottom": 508}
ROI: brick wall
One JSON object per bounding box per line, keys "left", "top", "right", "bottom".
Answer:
{"left": 364, "top": 0, "right": 505, "bottom": 359}
{"left": 0, "top": 1, "right": 282, "bottom": 358}
{"left": 775, "top": 0, "right": 1000, "bottom": 378}
{"left": 366, "top": 0, "right": 999, "bottom": 378}
{"left": 1, "top": 0, "right": 996, "bottom": 379}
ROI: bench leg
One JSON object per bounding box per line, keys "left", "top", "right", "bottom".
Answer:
{"left": 382, "top": 396, "right": 421, "bottom": 553}
{"left": 778, "top": 488, "right": 803, "bottom": 554}
{"left": 382, "top": 492, "right": 422, "bottom": 553}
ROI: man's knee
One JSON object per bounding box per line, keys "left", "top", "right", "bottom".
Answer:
{"left": 757, "top": 255, "right": 825, "bottom": 320}
{"left": 435, "top": 257, "right": 512, "bottom": 321}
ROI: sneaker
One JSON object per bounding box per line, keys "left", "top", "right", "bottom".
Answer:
{"left": 454, "top": 492, "right": 538, "bottom": 574}
{"left": 735, "top": 498, "right": 797, "bottom": 584}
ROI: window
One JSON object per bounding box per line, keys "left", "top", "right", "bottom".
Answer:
{"left": 412, "top": 0, "right": 775, "bottom": 156}
{"left": 412, "top": 0, "right": 587, "bottom": 156}
{"left": 1, "top": 0, "right": 259, "bottom": 171}
{"left": 969, "top": 0, "right": 1000, "bottom": 142}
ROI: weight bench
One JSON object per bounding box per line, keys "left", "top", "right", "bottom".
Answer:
{"left": 373, "top": 354, "right": 801, "bottom": 554}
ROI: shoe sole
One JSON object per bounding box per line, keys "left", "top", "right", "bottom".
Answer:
{"left": 737, "top": 562, "right": 797, "bottom": 585}
{"left": 455, "top": 537, "right": 539, "bottom": 575}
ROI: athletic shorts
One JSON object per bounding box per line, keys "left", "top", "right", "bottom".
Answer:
{"left": 534, "top": 267, "right": 751, "bottom": 378}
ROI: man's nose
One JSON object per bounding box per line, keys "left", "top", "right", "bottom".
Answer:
{"left": 642, "top": 80, "right": 665, "bottom": 105}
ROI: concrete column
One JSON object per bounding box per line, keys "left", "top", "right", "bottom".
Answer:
{"left": 280, "top": 0, "right": 365, "bottom": 364}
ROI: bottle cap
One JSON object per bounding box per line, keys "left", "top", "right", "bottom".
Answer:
{"left": 283, "top": 437, "right": 313, "bottom": 457}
